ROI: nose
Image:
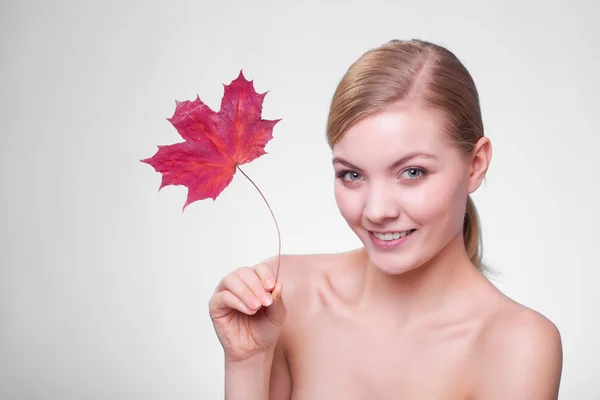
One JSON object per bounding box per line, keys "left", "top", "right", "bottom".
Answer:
{"left": 362, "top": 184, "right": 400, "bottom": 224}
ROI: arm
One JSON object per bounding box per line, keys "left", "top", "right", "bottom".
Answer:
{"left": 222, "top": 255, "right": 295, "bottom": 400}
{"left": 269, "top": 340, "right": 292, "bottom": 399}
{"left": 225, "top": 349, "right": 274, "bottom": 400}
{"left": 224, "top": 341, "right": 292, "bottom": 400}
{"left": 474, "top": 309, "right": 563, "bottom": 399}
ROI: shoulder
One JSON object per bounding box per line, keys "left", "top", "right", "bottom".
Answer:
{"left": 264, "top": 250, "right": 360, "bottom": 305}
{"left": 262, "top": 248, "right": 366, "bottom": 326}
{"left": 472, "top": 302, "right": 563, "bottom": 399}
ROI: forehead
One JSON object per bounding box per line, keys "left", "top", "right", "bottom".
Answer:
{"left": 332, "top": 105, "right": 453, "bottom": 163}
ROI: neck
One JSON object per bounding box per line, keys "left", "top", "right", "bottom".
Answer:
{"left": 357, "top": 233, "right": 484, "bottom": 326}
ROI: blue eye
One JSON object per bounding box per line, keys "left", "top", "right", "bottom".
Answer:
{"left": 401, "top": 168, "right": 427, "bottom": 180}
{"left": 337, "top": 170, "right": 363, "bottom": 181}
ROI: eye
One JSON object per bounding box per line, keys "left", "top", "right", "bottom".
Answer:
{"left": 336, "top": 170, "right": 363, "bottom": 182}
{"left": 400, "top": 167, "right": 427, "bottom": 180}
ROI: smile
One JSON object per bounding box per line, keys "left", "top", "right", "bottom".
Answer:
{"left": 372, "top": 230, "right": 415, "bottom": 241}
{"left": 369, "top": 229, "right": 416, "bottom": 248}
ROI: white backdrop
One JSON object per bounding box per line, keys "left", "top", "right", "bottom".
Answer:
{"left": 1, "top": 0, "right": 599, "bottom": 398}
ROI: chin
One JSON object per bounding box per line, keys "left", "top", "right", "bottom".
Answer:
{"left": 354, "top": 229, "right": 419, "bottom": 273}
{"left": 357, "top": 225, "right": 456, "bottom": 276}
{"left": 367, "top": 251, "right": 424, "bottom": 275}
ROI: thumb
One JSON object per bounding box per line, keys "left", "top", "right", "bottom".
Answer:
{"left": 265, "top": 283, "right": 287, "bottom": 327}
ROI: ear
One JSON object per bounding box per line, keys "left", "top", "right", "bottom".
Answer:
{"left": 467, "top": 137, "right": 492, "bottom": 194}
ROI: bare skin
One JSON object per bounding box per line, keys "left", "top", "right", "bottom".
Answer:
{"left": 209, "top": 104, "right": 563, "bottom": 399}
{"left": 269, "top": 248, "right": 561, "bottom": 399}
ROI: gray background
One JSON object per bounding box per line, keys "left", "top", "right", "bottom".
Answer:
{"left": 1, "top": 0, "right": 599, "bottom": 398}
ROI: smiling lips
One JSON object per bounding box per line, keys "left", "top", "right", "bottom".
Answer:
{"left": 372, "top": 230, "right": 414, "bottom": 241}
{"left": 369, "top": 229, "right": 416, "bottom": 248}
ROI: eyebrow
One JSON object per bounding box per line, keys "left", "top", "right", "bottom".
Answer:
{"left": 332, "top": 152, "right": 437, "bottom": 172}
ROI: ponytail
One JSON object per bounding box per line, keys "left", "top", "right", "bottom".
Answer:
{"left": 463, "top": 195, "right": 484, "bottom": 271}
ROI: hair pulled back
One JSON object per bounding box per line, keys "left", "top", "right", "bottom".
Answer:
{"left": 326, "top": 39, "right": 486, "bottom": 270}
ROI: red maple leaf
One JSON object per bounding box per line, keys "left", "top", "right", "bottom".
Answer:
{"left": 141, "top": 70, "right": 281, "bottom": 210}
{"left": 142, "top": 71, "right": 283, "bottom": 281}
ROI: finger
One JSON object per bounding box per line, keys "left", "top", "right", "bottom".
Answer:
{"left": 271, "top": 283, "right": 284, "bottom": 301}
{"left": 238, "top": 267, "right": 273, "bottom": 307}
{"left": 222, "top": 273, "right": 263, "bottom": 312}
{"left": 254, "top": 262, "right": 276, "bottom": 291}
{"left": 209, "top": 290, "right": 256, "bottom": 319}
{"left": 264, "top": 283, "right": 286, "bottom": 327}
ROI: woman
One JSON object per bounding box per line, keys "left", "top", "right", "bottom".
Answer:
{"left": 208, "top": 39, "right": 563, "bottom": 399}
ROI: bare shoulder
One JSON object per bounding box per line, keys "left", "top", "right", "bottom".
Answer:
{"left": 262, "top": 251, "right": 360, "bottom": 399}
{"left": 264, "top": 249, "right": 361, "bottom": 309}
{"left": 472, "top": 298, "right": 563, "bottom": 399}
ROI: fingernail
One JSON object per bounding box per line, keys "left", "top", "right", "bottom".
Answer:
{"left": 264, "top": 295, "right": 273, "bottom": 306}
{"left": 250, "top": 298, "right": 260, "bottom": 309}
{"left": 266, "top": 279, "right": 274, "bottom": 289}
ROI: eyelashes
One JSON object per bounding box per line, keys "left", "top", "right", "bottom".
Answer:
{"left": 335, "top": 167, "right": 429, "bottom": 183}
{"left": 401, "top": 167, "right": 428, "bottom": 180}
{"left": 335, "top": 170, "right": 363, "bottom": 181}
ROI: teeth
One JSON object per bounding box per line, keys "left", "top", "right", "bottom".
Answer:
{"left": 373, "top": 230, "right": 413, "bottom": 241}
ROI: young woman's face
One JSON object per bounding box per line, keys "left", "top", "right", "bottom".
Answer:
{"left": 332, "top": 104, "right": 472, "bottom": 274}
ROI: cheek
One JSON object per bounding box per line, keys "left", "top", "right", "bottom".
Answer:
{"left": 404, "top": 179, "right": 467, "bottom": 230}
{"left": 334, "top": 184, "right": 363, "bottom": 223}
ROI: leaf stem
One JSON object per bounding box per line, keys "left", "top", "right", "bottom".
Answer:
{"left": 236, "top": 165, "right": 281, "bottom": 283}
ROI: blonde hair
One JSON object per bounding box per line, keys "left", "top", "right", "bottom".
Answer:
{"left": 326, "top": 39, "right": 486, "bottom": 271}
